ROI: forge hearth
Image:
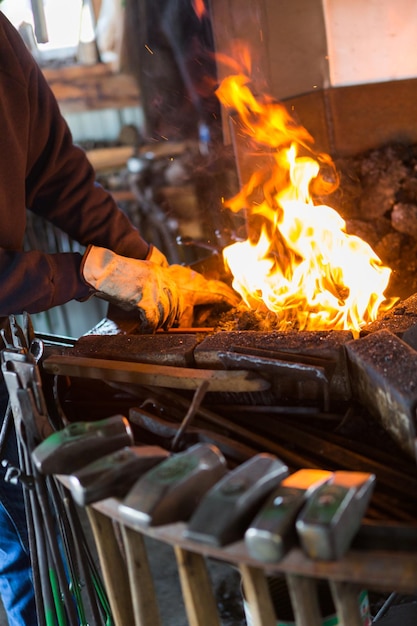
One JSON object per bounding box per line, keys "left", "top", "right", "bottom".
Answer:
{"left": 58, "top": 288, "right": 417, "bottom": 462}
{"left": 42, "top": 288, "right": 417, "bottom": 529}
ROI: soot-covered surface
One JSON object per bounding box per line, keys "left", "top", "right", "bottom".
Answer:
{"left": 325, "top": 142, "right": 417, "bottom": 300}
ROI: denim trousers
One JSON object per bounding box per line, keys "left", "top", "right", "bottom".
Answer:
{"left": 0, "top": 380, "right": 37, "bottom": 625}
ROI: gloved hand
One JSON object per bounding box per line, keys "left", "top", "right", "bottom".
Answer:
{"left": 165, "top": 264, "right": 239, "bottom": 327}
{"left": 82, "top": 245, "right": 239, "bottom": 332}
{"left": 146, "top": 244, "right": 169, "bottom": 267}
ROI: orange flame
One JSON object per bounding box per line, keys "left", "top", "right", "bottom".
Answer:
{"left": 192, "top": 0, "right": 206, "bottom": 20}
{"left": 216, "top": 72, "right": 397, "bottom": 333}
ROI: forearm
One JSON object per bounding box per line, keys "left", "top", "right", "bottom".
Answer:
{"left": 0, "top": 249, "right": 90, "bottom": 316}
{"left": 28, "top": 140, "right": 150, "bottom": 260}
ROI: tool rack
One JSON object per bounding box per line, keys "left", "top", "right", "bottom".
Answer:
{"left": 2, "top": 314, "right": 417, "bottom": 626}
{"left": 64, "top": 490, "right": 417, "bottom": 626}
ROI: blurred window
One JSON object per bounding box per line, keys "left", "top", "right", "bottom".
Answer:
{"left": 1, "top": 0, "right": 84, "bottom": 62}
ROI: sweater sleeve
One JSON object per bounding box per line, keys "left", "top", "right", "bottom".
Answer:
{"left": 24, "top": 41, "right": 149, "bottom": 259}
{"left": 0, "top": 13, "right": 150, "bottom": 316}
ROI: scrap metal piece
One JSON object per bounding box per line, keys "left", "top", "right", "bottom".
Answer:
{"left": 68, "top": 445, "right": 169, "bottom": 506}
{"left": 185, "top": 453, "right": 289, "bottom": 547}
{"left": 296, "top": 471, "right": 376, "bottom": 560}
{"left": 31, "top": 415, "right": 134, "bottom": 475}
{"left": 118, "top": 443, "right": 227, "bottom": 527}
{"left": 345, "top": 329, "right": 417, "bottom": 459}
{"left": 245, "top": 469, "right": 333, "bottom": 563}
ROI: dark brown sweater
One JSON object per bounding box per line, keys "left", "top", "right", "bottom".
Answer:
{"left": 0, "top": 12, "right": 149, "bottom": 316}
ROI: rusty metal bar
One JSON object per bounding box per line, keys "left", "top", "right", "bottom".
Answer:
{"left": 232, "top": 412, "right": 417, "bottom": 501}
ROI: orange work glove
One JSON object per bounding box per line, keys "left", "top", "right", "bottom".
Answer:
{"left": 145, "top": 244, "right": 169, "bottom": 267}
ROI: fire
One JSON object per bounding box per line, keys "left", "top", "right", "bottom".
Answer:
{"left": 216, "top": 72, "right": 397, "bottom": 333}
{"left": 192, "top": 0, "right": 206, "bottom": 20}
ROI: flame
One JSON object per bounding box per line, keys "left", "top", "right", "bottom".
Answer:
{"left": 216, "top": 71, "right": 397, "bottom": 333}
{"left": 192, "top": 0, "right": 206, "bottom": 20}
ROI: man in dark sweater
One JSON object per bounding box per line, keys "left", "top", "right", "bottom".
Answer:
{"left": 0, "top": 11, "right": 237, "bottom": 624}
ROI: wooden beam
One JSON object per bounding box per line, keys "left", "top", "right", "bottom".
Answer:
{"left": 86, "top": 507, "right": 135, "bottom": 626}
{"left": 86, "top": 145, "right": 135, "bottom": 171}
{"left": 175, "top": 547, "right": 221, "bottom": 626}
{"left": 42, "top": 62, "right": 140, "bottom": 113}
{"left": 43, "top": 354, "right": 271, "bottom": 393}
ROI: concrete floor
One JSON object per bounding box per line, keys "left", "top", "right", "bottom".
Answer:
{"left": 145, "top": 536, "right": 247, "bottom": 625}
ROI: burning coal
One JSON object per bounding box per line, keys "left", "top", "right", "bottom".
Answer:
{"left": 215, "top": 66, "right": 398, "bottom": 334}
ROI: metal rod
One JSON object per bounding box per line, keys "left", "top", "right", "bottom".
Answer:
{"left": 372, "top": 592, "right": 398, "bottom": 621}
{"left": 140, "top": 385, "right": 318, "bottom": 470}
{"left": 0, "top": 402, "right": 13, "bottom": 457}
{"left": 171, "top": 379, "right": 210, "bottom": 451}
{"left": 18, "top": 440, "right": 48, "bottom": 626}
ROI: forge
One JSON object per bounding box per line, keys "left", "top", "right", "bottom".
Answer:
{"left": 41, "top": 289, "right": 417, "bottom": 531}
{"left": 42, "top": 1, "right": 417, "bottom": 535}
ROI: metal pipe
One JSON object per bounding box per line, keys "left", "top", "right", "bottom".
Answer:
{"left": 372, "top": 592, "right": 398, "bottom": 622}
{"left": 30, "top": 0, "right": 49, "bottom": 43}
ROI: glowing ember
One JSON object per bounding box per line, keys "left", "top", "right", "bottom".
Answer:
{"left": 216, "top": 72, "right": 397, "bottom": 333}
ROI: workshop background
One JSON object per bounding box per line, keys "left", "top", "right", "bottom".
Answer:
{"left": 1, "top": 1, "right": 417, "bottom": 625}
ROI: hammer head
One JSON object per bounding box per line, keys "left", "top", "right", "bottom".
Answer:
{"left": 68, "top": 445, "right": 170, "bottom": 506}
{"left": 119, "top": 443, "right": 228, "bottom": 527}
{"left": 296, "top": 471, "right": 376, "bottom": 560}
{"left": 185, "top": 453, "right": 289, "bottom": 547}
{"left": 245, "top": 469, "right": 333, "bottom": 563}
{"left": 31, "top": 415, "right": 134, "bottom": 475}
